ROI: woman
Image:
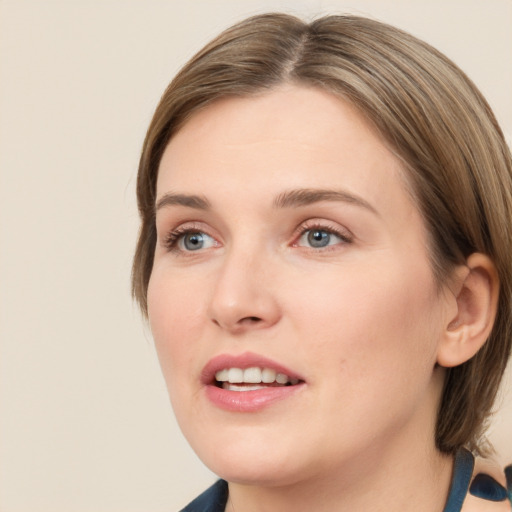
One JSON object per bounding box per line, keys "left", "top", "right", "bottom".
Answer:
{"left": 132, "top": 13, "right": 512, "bottom": 511}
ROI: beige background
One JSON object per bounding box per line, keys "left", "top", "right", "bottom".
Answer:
{"left": 0, "top": 0, "right": 510, "bottom": 510}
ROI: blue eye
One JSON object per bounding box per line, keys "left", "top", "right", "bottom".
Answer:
{"left": 178, "top": 231, "right": 216, "bottom": 251}
{"left": 298, "top": 228, "right": 347, "bottom": 249}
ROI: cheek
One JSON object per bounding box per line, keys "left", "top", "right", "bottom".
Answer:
{"left": 147, "top": 273, "right": 212, "bottom": 435}
{"left": 282, "top": 261, "right": 444, "bottom": 452}
{"left": 147, "top": 269, "right": 206, "bottom": 383}
{"left": 290, "top": 259, "right": 442, "bottom": 386}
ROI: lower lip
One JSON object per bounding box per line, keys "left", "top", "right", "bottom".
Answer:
{"left": 205, "top": 383, "right": 305, "bottom": 412}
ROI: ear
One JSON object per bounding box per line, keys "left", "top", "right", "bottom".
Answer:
{"left": 437, "top": 253, "right": 500, "bottom": 368}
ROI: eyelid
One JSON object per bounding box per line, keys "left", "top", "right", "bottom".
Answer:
{"left": 160, "top": 221, "right": 220, "bottom": 252}
{"left": 291, "top": 219, "right": 354, "bottom": 247}
{"left": 158, "top": 218, "right": 353, "bottom": 253}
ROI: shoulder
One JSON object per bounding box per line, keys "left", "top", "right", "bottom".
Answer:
{"left": 461, "top": 455, "right": 511, "bottom": 512}
{"left": 180, "top": 480, "right": 228, "bottom": 512}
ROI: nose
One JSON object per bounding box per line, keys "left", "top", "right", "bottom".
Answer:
{"left": 208, "top": 247, "right": 281, "bottom": 334}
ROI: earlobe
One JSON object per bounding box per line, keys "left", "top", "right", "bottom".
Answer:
{"left": 437, "top": 253, "right": 500, "bottom": 368}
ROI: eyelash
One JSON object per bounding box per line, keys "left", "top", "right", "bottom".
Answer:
{"left": 162, "top": 223, "right": 209, "bottom": 252}
{"left": 293, "top": 221, "right": 353, "bottom": 249}
{"left": 161, "top": 221, "right": 353, "bottom": 253}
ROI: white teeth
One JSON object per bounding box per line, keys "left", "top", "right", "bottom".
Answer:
{"left": 243, "top": 367, "right": 262, "bottom": 383}
{"left": 223, "top": 383, "right": 266, "bottom": 392}
{"left": 214, "top": 367, "right": 298, "bottom": 386}
{"left": 228, "top": 368, "right": 244, "bottom": 383}
{"left": 215, "top": 369, "right": 229, "bottom": 382}
{"left": 276, "top": 373, "right": 288, "bottom": 384}
{"left": 261, "top": 368, "right": 276, "bottom": 383}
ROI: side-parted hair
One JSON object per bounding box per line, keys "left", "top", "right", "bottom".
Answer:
{"left": 132, "top": 13, "right": 512, "bottom": 455}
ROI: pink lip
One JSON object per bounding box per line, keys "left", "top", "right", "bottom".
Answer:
{"left": 201, "top": 351, "right": 306, "bottom": 412}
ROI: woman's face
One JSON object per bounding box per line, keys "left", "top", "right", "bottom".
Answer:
{"left": 148, "top": 85, "right": 451, "bottom": 485}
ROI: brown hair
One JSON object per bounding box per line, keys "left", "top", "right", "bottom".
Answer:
{"left": 132, "top": 13, "right": 512, "bottom": 455}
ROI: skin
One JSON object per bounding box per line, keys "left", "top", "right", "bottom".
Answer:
{"left": 148, "top": 85, "right": 463, "bottom": 511}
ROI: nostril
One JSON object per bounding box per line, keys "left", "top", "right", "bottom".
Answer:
{"left": 243, "top": 316, "right": 262, "bottom": 324}
{"left": 211, "top": 316, "right": 262, "bottom": 329}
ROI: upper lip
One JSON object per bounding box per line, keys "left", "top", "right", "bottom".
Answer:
{"left": 201, "top": 351, "right": 304, "bottom": 384}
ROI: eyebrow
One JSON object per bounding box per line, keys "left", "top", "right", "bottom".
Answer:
{"left": 155, "top": 188, "right": 379, "bottom": 216}
{"left": 155, "top": 193, "right": 211, "bottom": 212}
{"left": 273, "top": 188, "right": 379, "bottom": 216}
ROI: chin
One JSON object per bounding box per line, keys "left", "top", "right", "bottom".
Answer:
{"left": 207, "top": 458, "right": 308, "bottom": 488}
{"left": 184, "top": 424, "right": 308, "bottom": 486}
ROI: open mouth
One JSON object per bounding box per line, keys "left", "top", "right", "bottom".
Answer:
{"left": 214, "top": 367, "right": 302, "bottom": 391}
{"left": 203, "top": 354, "right": 306, "bottom": 411}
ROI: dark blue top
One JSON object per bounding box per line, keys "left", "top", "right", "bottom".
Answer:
{"left": 180, "top": 449, "right": 511, "bottom": 512}
{"left": 180, "top": 479, "right": 228, "bottom": 512}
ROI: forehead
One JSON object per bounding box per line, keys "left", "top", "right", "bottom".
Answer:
{"left": 157, "top": 85, "right": 416, "bottom": 221}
